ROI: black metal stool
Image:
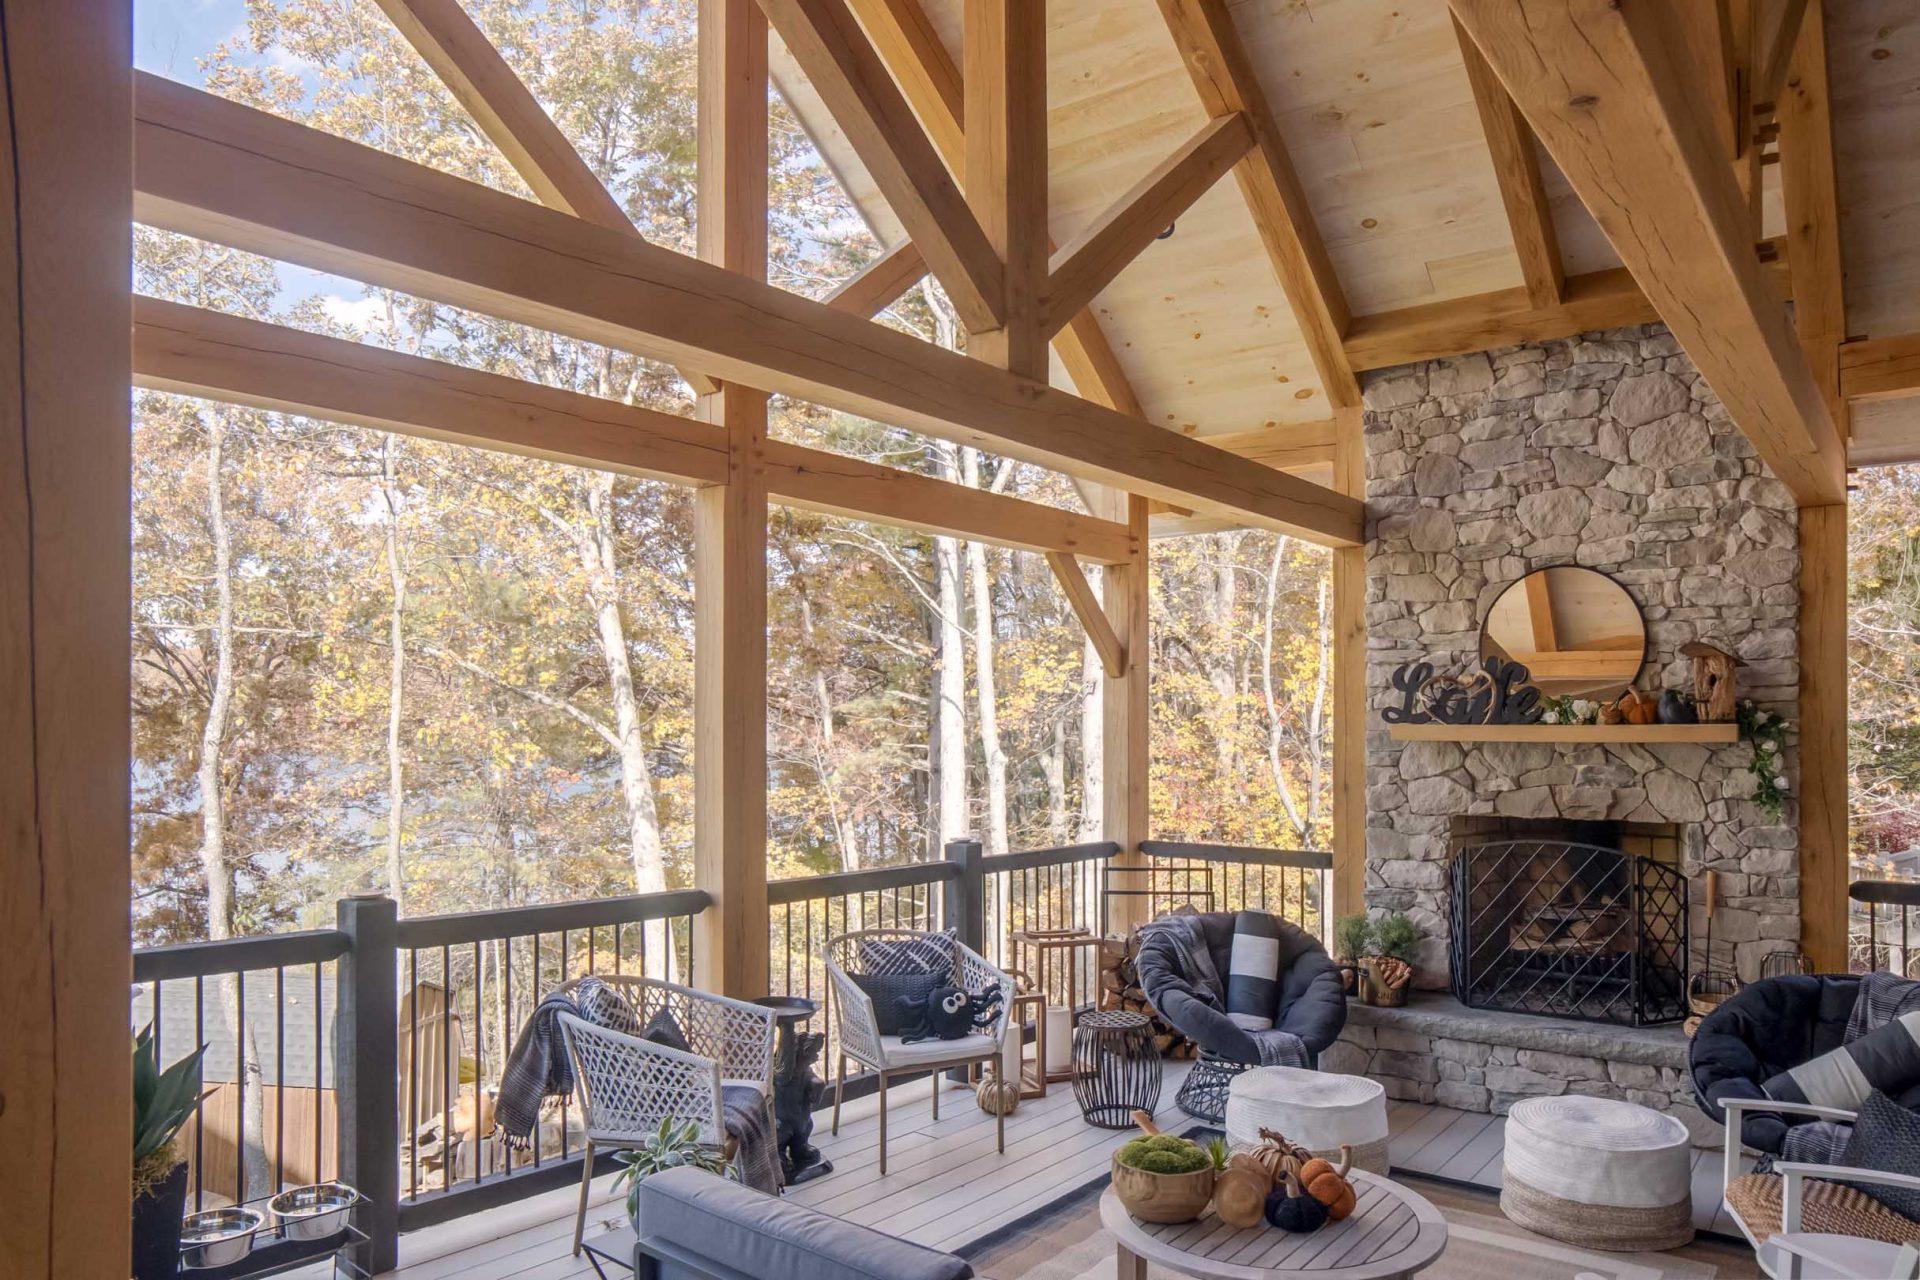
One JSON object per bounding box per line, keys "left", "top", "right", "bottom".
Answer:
{"left": 1071, "top": 1010, "right": 1161, "bottom": 1128}
{"left": 1174, "top": 1051, "right": 1248, "bottom": 1123}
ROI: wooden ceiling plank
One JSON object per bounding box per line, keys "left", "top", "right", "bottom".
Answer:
{"left": 132, "top": 75, "right": 1359, "bottom": 542}
{"left": 963, "top": 0, "right": 1048, "bottom": 379}
{"left": 1452, "top": 15, "right": 1564, "bottom": 310}
{"left": 824, "top": 239, "right": 927, "bottom": 317}
{"left": 1448, "top": 0, "right": 1844, "bottom": 506}
{"left": 373, "top": 0, "right": 722, "bottom": 397}
{"left": 842, "top": 0, "right": 1150, "bottom": 425}
{"left": 1840, "top": 333, "right": 1920, "bottom": 405}
{"left": 1045, "top": 113, "right": 1254, "bottom": 336}
{"left": 1197, "top": 418, "right": 1336, "bottom": 471}
{"left": 132, "top": 297, "right": 1138, "bottom": 563}
{"left": 1777, "top": 0, "right": 1845, "bottom": 429}
{"left": 1046, "top": 552, "right": 1128, "bottom": 678}
{"left": 1155, "top": 0, "right": 1361, "bottom": 409}
{"left": 755, "top": 0, "right": 1005, "bottom": 333}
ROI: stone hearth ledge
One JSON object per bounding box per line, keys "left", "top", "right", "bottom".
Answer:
{"left": 1321, "top": 994, "right": 1719, "bottom": 1146}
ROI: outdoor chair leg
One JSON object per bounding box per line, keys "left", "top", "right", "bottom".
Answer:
{"left": 572, "top": 1138, "right": 596, "bottom": 1256}
{"left": 997, "top": 1088, "right": 1005, "bottom": 1154}
{"left": 878, "top": 1071, "right": 889, "bottom": 1176}
{"left": 832, "top": 1052, "right": 846, "bottom": 1135}
{"left": 932, "top": 1070, "right": 939, "bottom": 1120}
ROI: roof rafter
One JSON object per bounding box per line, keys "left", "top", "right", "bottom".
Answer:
{"left": 1448, "top": 0, "right": 1842, "bottom": 505}
{"left": 132, "top": 74, "right": 1359, "bottom": 542}
{"left": 1452, "top": 15, "right": 1563, "bottom": 309}
{"left": 824, "top": 239, "right": 926, "bottom": 317}
{"left": 1155, "top": 0, "right": 1361, "bottom": 409}
{"left": 1777, "top": 0, "right": 1844, "bottom": 427}
{"left": 132, "top": 297, "right": 1140, "bottom": 563}
{"left": 755, "top": 0, "right": 1006, "bottom": 333}
{"left": 1045, "top": 112, "right": 1254, "bottom": 337}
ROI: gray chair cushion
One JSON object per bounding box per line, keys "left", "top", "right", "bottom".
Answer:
{"left": 1135, "top": 910, "right": 1346, "bottom": 1065}
{"left": 633, "top": 1166, "right": 974, "bottom": 1280}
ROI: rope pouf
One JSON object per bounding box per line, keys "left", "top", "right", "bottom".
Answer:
{"left": 1224, "top": 1065, "right": 1391, "bottom": 1175}
{"left": 1500, "top": 1095, "right": 1694, "bottom": 1252}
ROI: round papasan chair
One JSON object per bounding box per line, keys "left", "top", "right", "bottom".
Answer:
{"left": 1689, "top": 972, "right": 1869, "bottom": 1155}
{"left": 1134, "top": 910, "right": 1347, "bottom": 1121}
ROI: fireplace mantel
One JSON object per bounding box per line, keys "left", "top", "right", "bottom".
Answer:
{"left": 1388, "top": 723, "right": 1738, "bottom": 744}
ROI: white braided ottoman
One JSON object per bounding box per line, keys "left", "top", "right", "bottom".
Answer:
{"left": 1224, "top": 1065, "right": 1391, "bottom": 1175}
{"left": 1501, "top": 1095, "right": 1694, "bottom": 1252}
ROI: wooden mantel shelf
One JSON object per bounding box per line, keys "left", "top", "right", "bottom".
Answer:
{"left": 1387, "top": 722, "right": 1739, "bottom": 743}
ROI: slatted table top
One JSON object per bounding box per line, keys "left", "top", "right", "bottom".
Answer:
{"left": 1099, "top": 1171, "right": 1447, "bottom": 1280}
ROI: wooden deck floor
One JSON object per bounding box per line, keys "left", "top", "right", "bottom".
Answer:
{"left": 303, "top": 1071, "right": 1752, "bottom": 1278}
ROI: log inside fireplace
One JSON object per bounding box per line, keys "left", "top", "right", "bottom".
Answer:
{"left": 1448, "top": 818, "right": 1688, "bottom": 1026}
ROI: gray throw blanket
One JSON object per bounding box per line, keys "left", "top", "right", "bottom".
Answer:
{"left": 1778, "top": 972, "right": 1920, "bottom": 1166}
{"left": 722, "top": 1085, "right": 783, "bottom": 1194}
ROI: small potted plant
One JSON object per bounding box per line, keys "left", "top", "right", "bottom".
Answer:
{"left": 1333, "top": 914, "right": 1370, "bottom": 996}
{"left": 131, "top": 1025, "right": 207, "bottom": 1280}
{"left": 610, "top": 1119, "right": 737, "bottom": 1224}
{"left": 1360, "top": 912, "right": 1421, "bottom": 1008}
{"left": 1111, "top": 1112, "right": 1215, "bottom": 1223}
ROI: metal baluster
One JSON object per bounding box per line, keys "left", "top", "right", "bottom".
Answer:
{"left": 472, "top": 941, "right": 483, "bottom": 1186}
{"left": 235, "top": 969, "right": 247, "bottom": 1202}
{"left": 408, "top": 947, "right": 419, "bottom": 1199}
{"left": 313, "top": 963, "right": 325, "bottom": 1181}
{"left": 275, "top": 965, "right": 286, "bottom": 1194}
{"left": 193, "top": 975, "right": 205, "bottom": 1212}
{"left": 503, "top": 937, "right": 514, "bottom": 1175}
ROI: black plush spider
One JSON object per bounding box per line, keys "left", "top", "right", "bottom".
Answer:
{"left": 900, "top": 983, "right": 1004, "bottom": 1043}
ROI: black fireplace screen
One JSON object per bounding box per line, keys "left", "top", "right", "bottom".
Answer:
{"left": 1450, "top": 839, "right": 1688, "bottom": 1026}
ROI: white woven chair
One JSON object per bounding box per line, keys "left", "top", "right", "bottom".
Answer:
{"left": 824, "top": 928, "right": 1016, "bottom": 1175}
{"left": 552, "top": 976, "right": 775, "bottom": 1255}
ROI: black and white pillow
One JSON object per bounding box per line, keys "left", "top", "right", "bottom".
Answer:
{"left": 1838, "top": 1090, "right": 1920, "bottom": 1220}
{"left": 1225, "top": 911, "right": 1283, "bottom": 1032}
{"left": 574, "top": 977, "right": 642, "bottom": 1035}
{"left": 1764, "top": 1009, "right": 1920, "bottom": 1111}
{"left": 641, "top": 1007, "right": 693, "bottom": 1055}
{"left": 857, "top": 929, "right": 958, "bottom": 978}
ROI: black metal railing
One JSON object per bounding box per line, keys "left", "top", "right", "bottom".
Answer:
{"left": 1851, "top": 878, "right": 1920, "bottom": 978}
{"left": 981, "top": 842, "right": 1116, "bottom": 1009}
{"left": 1136, "top": 841, "right": 1333, "bottom": 943}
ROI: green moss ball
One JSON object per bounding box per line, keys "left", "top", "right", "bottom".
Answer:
{"left": 1117, "top": 1135, "right": 1209, "bottom": 1174}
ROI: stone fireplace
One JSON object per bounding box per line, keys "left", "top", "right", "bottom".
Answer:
{"left": 1361, "top": 323, "right": 1802, "bottom": 991}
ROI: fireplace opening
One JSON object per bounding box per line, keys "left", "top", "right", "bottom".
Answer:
{"left": 1448, "top": 816, "right": 1688, "bottom": 1026}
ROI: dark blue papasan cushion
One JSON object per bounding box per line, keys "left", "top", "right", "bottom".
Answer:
{"left": 1134, "top": 911, "right": 1346, "bottom": 1065}
{"left": 1689, "top": 973, "right": 1862, "bottom": 1154}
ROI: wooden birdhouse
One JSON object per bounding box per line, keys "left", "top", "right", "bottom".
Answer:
{"left": 1679, "top": 641, "right": 1744, "bottom": 723}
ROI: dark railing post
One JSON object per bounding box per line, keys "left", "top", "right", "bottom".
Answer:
{"left": 944, "top": 838, "right": 985, "bottom": 956}
{"left": 337, "top": 894, "right": 399, "bottom": 1274}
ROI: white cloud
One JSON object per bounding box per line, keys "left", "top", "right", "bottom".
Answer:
{"left": 321, "top": 294, "right": 387, "bottom": 333}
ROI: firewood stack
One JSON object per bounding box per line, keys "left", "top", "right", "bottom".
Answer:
{"left": 1097, "top": 933, "right": 1196, "bottom": 1059}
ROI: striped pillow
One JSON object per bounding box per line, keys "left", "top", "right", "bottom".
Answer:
{"left": 1226, "top": 911, "right": 1283, "bottom": 1032}
{"left": 1765, "top": 1010, "right": 1920, "bottom": 1111}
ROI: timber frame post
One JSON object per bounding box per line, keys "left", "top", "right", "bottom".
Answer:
{"left": 1331, "top": 407, "right": 1367, "bottom": 925}
{"left": 692, "top": 0, "right": 771, "bottom": 998}
{"left": 1103, "top": 499, "right": 1153, "bottom": 935}
{"left": 0, "top": 3, "right": 135, "bottom": 1276}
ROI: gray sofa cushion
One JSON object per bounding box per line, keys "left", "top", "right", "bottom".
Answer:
{"left": 633, "top": 1166, "right": 974, "bottom": 1280}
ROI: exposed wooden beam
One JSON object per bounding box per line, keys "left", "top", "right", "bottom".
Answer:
{"left": 1448, "top": 0, "right": 1844, "bottom": 505}
{"left": 1673, "top": 0, "right": 1739, "bottom": 168}
{"left": 842, "top": 0, "right": 1149, "bottom": 421}
{"left": 1330, "top": 406, "right": 1365, "bottom": 924}
{"left": 1196, "top": 419, "right": 1335, "bottom": 471}
{"left": 824, "top": 239, "right": 926, "bottom": 317}
{"left": 1523, "top": 572, "right": 1559, "bottom": 653}
{"left": 1102, "top": 499, "right": 1152, "bottom": 932}
{"left": 1045, "top": 113, "right": 1253, "bottom": 336}
{"left": 1777, "top": 0, "right": 1844, "bottom": 432}
{"left": 1453, "top": 15, "right": 1563, "bottom": 309}
{"left": 130, "top": 298, "right": 1137, "bottom": 562}
{"left": 133, "top": 74, "right": 1361, "bottom": 543}
{"left": 1756, "top": 0, "right": 1814, "bottom": 115}
{"left": 1842, "top": 333, "right": 1920, "bottom": 405}
{"left": 1156, "top": 0, "right": 1360, "bottom": 409}
{"left": 1, "top": 4, "right": 134, "bottom": 1275}
{"left": 755, "top": 0, "right": 1005, "bottom": 332}
{"left": 1343, "top": 246, "right": 1794, "bottom": 373}
{"left": 372, "top": 0, "right": 721, "bottom": 397}
{"left": 963, "top": 0, "right": 1047, "bottom": 378}
{"left": 1046, "top": 552, "right": 1128, "bottom": 679}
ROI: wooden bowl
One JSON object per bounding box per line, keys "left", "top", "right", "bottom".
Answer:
{"left": 1111, "top": 1153, "right": 1215, "bottom": 1224}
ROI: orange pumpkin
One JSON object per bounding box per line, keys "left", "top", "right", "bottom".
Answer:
{"left": 1296, "top": 1146, "right": 1357, "bottom": 1221}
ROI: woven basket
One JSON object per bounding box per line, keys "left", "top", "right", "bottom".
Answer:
{"left": 1501, "top": 1172, "right": 1694, "bottom": 1252}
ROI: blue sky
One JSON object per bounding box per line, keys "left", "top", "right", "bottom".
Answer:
{"left": 136, "top": 0, "right": 247, "bottom": 77}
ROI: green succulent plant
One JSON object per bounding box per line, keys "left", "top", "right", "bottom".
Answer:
{"left": 1117, "top": 1134, "right": 1209, "bottom": 1175}
{"left": 132, "top": 1024, "right": 206, "bottom": 1192}
{"left": 1206, "top": 1136, "right": 1231, "bottom": 1172}
{"left": 610, "top": 1119, "right": 737, "bottom": 1220}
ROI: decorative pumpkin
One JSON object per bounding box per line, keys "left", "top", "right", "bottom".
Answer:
{"left": 1226, "top": 1151, "right": 1276, "bottom": 1192}
{"left": 974, "top": 1072, "right": 1020, "bottom": 1116}
{"left": 1265, "top": 1170, "right": 1329, "bottom": 1233}
{"left": 1296, "top": 1146, "right": 1357, "bottom": 1221}
{"left": 1253, "top": 1127, "right": 1311, "bottom": 1183}
{"left": 1212, "top": 1164, "right": 1270, "bottom": 1230}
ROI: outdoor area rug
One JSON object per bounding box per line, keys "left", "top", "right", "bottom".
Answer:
{"left": 963, "top": 1168, "right": 1761, "bottom": 1280}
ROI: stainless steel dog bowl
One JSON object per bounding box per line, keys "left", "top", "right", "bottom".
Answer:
{"left": 266, "top": 1182, "right": 360, "bottom": 1240}
{"left": 180, "top": 1206, "right": 265, "bottom": 1268}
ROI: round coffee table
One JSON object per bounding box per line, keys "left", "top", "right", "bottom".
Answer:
{"left": 1100, "top": 1170, "right": 1446, "bottom": 1279}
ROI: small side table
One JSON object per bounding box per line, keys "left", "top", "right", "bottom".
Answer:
{"left": 1071, "top": 1010, "right": 1162, "bottom": 1129}
{"left": 749, "top": 995, "right": 834, "bottom": 1186}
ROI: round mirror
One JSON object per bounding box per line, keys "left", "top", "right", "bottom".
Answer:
{"left": 1479, "top": 566, "right": 1645, "bottom": 700}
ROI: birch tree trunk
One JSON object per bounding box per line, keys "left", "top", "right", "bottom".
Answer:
{"left": 792, "top": 560, "right": 862, "bottom": 874}
{"left": 195, "top": 407, "right": 269, "bottom": 1201}
{"left": 962, "top": 451, "right": 1010, "bottom": 861}
{"left": 935, "top": 529, "right": 969, "bottom": 849}
{"left": 381, "top": 433, "right": 407, "bottom": 914}
{"left": 581, "top": 470, "right": 674, "bottom": 979}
